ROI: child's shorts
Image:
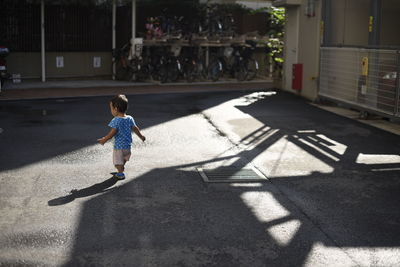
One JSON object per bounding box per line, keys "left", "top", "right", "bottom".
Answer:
{"left": 113, "top": 149, "right": 131, "bottom": 166}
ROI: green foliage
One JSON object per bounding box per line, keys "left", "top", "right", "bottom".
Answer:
{"left": 253, "top": 7, "right": 285, "bottom": 69}
{"left": 212, "top": 3, "right": 251, "bottom": 14}
{"left": 267, "top": 7, "right": 285, "bottom": 38}
{"left": 266, "top": 38, "right": 284, "bottom": 63}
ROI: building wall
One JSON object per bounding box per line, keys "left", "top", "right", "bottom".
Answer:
{"left": 319, "top": 0, "right": 400, "bottom": 47}
{"left": 45, "top": 52, "right": 112, "bottom": 79}
{"left": 381, "top": 0, "right": 400, "bottom": 46}
{"left": 330, "top": 0, "right": 369, "bottom": 46}
{"left": 297, "top": 0, "right": 321, "bottom": 100}
{"left": 282, "top": 7, "right": 299, "bottom": 94}
{"left": 7, "top": 52, "right": 112, "bottom": 80}
{"left": 280, "top": 0, "right": 321, "bottom": 101}
{"left": 278, "top": 0, "right": 400, "bottom": 102}
{"left": 7, "top": 53, "right": 42, "bottom": 79}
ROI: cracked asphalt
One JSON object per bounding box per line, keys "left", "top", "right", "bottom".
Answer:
{"left": 0, "top": 90, "right": 400, "bottom": 267}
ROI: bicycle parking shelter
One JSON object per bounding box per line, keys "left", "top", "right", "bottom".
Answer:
{"left": 1, "top": 0, "right": 274, "bottom": 85}
{"left": 135, "top": 34, "right": 269, "bottom": 79}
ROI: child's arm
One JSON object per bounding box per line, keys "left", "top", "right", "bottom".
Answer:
{"left": 97, "top": 128, "right": 117, "bottom": 145}
{"left": 133, "top": 125, "right": 146, "bottom": 142}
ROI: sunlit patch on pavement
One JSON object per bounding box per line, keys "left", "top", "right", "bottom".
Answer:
{"left": 356, "top": 153, "right": 400, "bottom": 164}
{"left": 266, "top": 219, "right": 301, "bottom": 246}
{"left": 240, "top": 192, "right": 291, "bottom": 223}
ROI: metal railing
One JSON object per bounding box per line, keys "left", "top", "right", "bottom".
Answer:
{"left": 319, "top": 47, "right": 400, "bottom": 118}
{"left": 0, "top": 1, "right": 112, "bottom": 52}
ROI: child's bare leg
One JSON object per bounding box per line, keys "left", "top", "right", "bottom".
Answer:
{"left": 115, "top": 165, "right": 124, "bottom": 173}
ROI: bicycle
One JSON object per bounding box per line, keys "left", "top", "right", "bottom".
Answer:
{"left": 142, "top": 46, "right": 182, "bottom": 83}
{"left": 113, "top": 43, "right": 133, "bottom": 81}
{"left": 242, "top": 40, "right": 259, "bottom": 81}
{"left": 207, "top": 45, "right": 247, "bottom": 82}
{"left": 113, "top": 42, "right": 149, "bottom": 82}
{"left": 180, "top": 47, "right": 207, "bottom": 83}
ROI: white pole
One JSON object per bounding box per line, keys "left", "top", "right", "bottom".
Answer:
{"left": 112, "top": 0, "right": 116, "bottom": 80}
{"left": 41, "top": 0, "right": 46, "bottom": 82}
{"left": 130, "top": 0, "right": 136, "bottom": 59}
{"left": 132, "top": 0, "right": 136, "bottom": 40}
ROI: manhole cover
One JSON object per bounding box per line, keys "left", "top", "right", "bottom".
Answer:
{"left": 197, "top": 167, "right": 268, "bottom": 183}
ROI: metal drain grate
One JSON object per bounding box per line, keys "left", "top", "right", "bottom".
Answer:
{"left": 197, "top": 167, "right": 268, "bottom": 183}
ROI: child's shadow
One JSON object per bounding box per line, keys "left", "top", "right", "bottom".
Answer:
{"left": 48, "top": 177, "right": 119, "bottom": 206}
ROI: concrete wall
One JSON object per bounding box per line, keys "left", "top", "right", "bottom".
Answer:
{"left": 282, "top": 7, "right": 299, "bottom": 94}
{"left": 381, "top": 0, "right": 400, "bottom": 46}
{"left": 281, "top": 0, "right": 321, "bottom": 101}
{"left": 7, "top": 52, "right": 112, "bottom": 80}
{"left": 7, "top": 53, "right": 42, "bottom": 79}
{"left": 278, "top": 0, "right": 400, "bottom": 102}
{"left": 317, "top": 0, "right": 400, "bottom": 47}
{"left": 297, "top": 0, "right": 321, "bottom": 100}
{"left": 330, "top": 0, "right": 369, "bottom": 46}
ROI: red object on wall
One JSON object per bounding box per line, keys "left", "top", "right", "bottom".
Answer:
{"left": 292, "top": 64, "right": 303, "bottom": 91}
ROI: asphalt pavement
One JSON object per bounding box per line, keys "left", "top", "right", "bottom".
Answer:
{"left": 0, "top": 89, "right": 399, "bottom": 267}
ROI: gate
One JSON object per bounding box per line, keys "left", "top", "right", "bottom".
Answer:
{"left": 319, "top": 47, "right": 400, "bottom": 118}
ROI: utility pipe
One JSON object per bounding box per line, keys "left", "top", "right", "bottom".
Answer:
{"left": 132, "top": 0, "right": 136, "bottom": 40}
{"left": 41, "top": 0, "right": 46, "bottom": 82}
{"left": 112, "top": 0, "right": 116, "bottom": 80}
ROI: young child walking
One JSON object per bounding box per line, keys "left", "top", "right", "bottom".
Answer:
{"left": 98, "top": 94, "right": 146, "bottom": 180}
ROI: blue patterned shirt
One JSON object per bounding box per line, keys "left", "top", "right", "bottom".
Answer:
{"left": 108, "top": 115, "right": 136, "bottom": 149}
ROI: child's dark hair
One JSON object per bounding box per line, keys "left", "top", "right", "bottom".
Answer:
{"left": 110, "top": 94, "right": 128, "bottom": 113}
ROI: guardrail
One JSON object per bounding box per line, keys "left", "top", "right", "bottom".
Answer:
{"left": 319, "top": 47, "right": 400, "bottom": 118}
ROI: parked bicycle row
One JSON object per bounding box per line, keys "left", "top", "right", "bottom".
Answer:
{"left": 145, "top": 3, "right": 236, "bottom": 40}
{"left": 113, "top": 41, "right": 259, "bottom": 84}
{"left": 0, "top": 46, "right": 10, "bottom": 91}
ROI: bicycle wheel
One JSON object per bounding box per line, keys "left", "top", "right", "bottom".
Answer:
{"left": 159, "top": 65, "right": 168, "bottom": 83}
{"left": 128, "top": 63, "right": 139, "bottom": 82}
{"left": 246, "top": 58, "right": 259, "bottom": 81}
{"left": 208, "top": 60, "right": 222, "bottom": 82}
{"left": 184, "top": 61, "right": 196, "bottom": 83}
{"left": 149, "top": 64, "right": 160, "bottom": 81}
{"left": 235, "top": 63, "right": 247, "bottom": 82}
{"left": 137, "top": 63, "right": 150, "bottom": 82}
{"left": 115, "top": 61, "right": 130, "bottom": 81}
{"left": 167, "top": 62, "right": 180, "bottom": 82}
{"left": 197, "top": 61, "right": 208, "bottom": 81}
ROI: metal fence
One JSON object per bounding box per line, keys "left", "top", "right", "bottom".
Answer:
{"left": 319, "top": 47, "right": 400, "bottom": 118}
{"left": 45, "top": 5, "right": 112, "bottom": 52}
{"left": 0, "top": 1, "right": 41, "bottom": 51}
{"left": 0, "top": 1, "right": 112, "bottom": 52}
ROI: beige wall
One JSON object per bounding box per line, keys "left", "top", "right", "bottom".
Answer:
{"left": 279, "top": 0, "right": 400, "bottom": 102}
{"left": 344, "top": 0, "right": 369, "bottom": 46}
{"left": 7, "top": 53, "right": 42, "bottom": 79}
{"left": 282, "top": 6, "right": 299, "bottom": 94}
{"left": 329, "top": 0, "right": 400, "bottom": 47}
{"left": 280, "top": 0, "right": 321, "bottom": 101}
{"left": 7, "top": 52, "right": 112, "bottom": 79}
{"left": 330, "top": 0, "right": 369, "bottom": 46}
{"left": 297, "top": 0, "right": 321, "bottom": 100}
{"left": 46, "top": 52, "right": 112, "bottom": 78}
{"left": 381, "top": 0, "right": 400, "bottom": 46}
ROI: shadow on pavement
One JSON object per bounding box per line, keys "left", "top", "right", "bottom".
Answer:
{"left": 3, "top": 90, "right": 399, "bottom": 266}
{"left": 48, "top": 177, "right": 119, "bottom": 206}
{"left": 63, "top": 167, "right": 325, "bottom": 267}
{"left": 234, "top": 92, "right": 400, "bottom": 248}
{"left": 61, "top": 91, "right": 400, "bottom": 266}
